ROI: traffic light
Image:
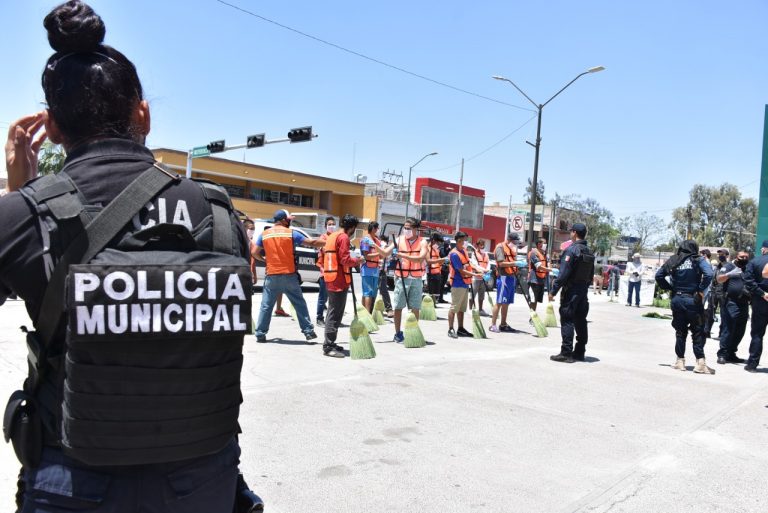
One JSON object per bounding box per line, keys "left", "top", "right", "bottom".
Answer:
{"left": 246, "top": 134, "right": 265, "bottom": 148}
{"left": 287, "top": 126, "right": 313, "bottom": 143}
{"left": 207, "top": 140, "right": 225, "bottom": 153}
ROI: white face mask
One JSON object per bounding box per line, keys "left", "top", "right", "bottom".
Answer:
{"left": 403, "top": 229, "right": 413, "bottom": 238}
{"left": 508, "top": 241, "right": 517, "bottom": 249}
{"left": 246, "top": 229, "right": 254, "bottom": 239}
{"left": 326, "top": 225, "right": 335, "bottom": 234}
{"left": 541, "top": 244, "right": 547, "bottom": 252}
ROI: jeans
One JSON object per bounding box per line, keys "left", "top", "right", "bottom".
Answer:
{"left": 627, "top": 281, "right": 641, "bottom": 305}
{"left": 559, "top": 287, "right": 589, "bottom": 356}
{"left": 20, "top": 439, "right": 239, "bottom": 513}
{"left": 317, "top": 277, "right": 328, "bottom": 319}
{"left": 671, "top": 294, "right": 706, "bottom": 359}
{"left": 256, "top": 273, "right": 314, "bottom": 337}
{"left": 718, "top": 298, "right": 749, "bottom": 358}
{"left": 748, "top": 296, "right": 768, "bottom": 366}
{"left": 324, "top": 289, "right": 348, "bottom": 350}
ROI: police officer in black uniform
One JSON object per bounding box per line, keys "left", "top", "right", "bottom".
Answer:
{"left": 0, "top": 2, "right": 258, "bottom": 511}
{"left": 655, "top": 240, "right": 714, "bottom": 374}
{"left": 742, "top": 240, "right": 768, "bottom": 372}
{"left": 715, "top": 250, "right": 750, "bottom": 365}
{"left": 548, "top": 223, "right": 595, "bottom": 363}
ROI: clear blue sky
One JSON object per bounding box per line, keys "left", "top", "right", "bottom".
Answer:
{"left": 2, "top": 0, "right": 766, "bottom": 224}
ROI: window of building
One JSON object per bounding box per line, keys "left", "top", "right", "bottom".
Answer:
{"left": 420, "top": 186, "right": 483, "bottom": 230}
{"left": 221, "top": 184, "right": 245, "bottom": 198}
{"left": 248, "top": 187, "right": 313, "bottom": 208}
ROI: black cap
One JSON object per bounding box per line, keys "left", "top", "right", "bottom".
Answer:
{"left": 571, "top": 222, "right": 587, "bottom": 233}
{"left": 762, "top": 240, "right": 768, "bottom": 249}
{"left": 508, "top": 232, "right": 521, "bottom": 241}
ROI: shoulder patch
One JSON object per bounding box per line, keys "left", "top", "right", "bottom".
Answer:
{"left": 565, "top": 255, "right": 571, "bottom": 262}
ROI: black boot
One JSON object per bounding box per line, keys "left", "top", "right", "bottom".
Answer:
{"left": 234, "top": 474, "right": 264, "bottom": 513}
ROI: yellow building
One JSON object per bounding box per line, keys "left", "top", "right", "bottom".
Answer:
{"left": 152, "top": 149, "right": 365, "bottom": 228}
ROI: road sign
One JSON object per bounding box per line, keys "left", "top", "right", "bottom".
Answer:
{"left": 190, "top": 146, "right": 210, "bottom": 158}
{"left": 511, "top": 215, "right": 525, "bottom": 232}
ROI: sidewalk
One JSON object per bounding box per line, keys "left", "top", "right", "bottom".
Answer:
{"left": 1, "top": 287, "right": 766, "bottom": 512}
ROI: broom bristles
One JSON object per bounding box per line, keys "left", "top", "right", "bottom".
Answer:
{"left": 373, "top": 309, "right": 386, "bottom": 325}
{"left": 374, "top": 299, "right": 386, "bottom": 312}
{"left": 404, "top": 312, "right": 426, "bottom": 348}
{"left": 420, "top": 296, "right": 437, "bottom": 321}
{"left": 544, "top": 303, "right": 558, "bottom": 327}
{"left": 472, "top": 309, "right": 486, "bottom": 339}
{"left": 531, "top": 310, "right": 548, "bottom": 337}
{"left": 251, "top": 317, "right": 256, "bottom": 335}
{"left": 356, "top": 306, "right": 379, "bottom": 332}
{"left": 350, "top": 319, "right": 376, "bottom": 359}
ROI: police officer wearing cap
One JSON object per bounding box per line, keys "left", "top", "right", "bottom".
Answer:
{"left": 715, "top": 250, "right": 750, "bottom": 365}
{"left": 655, "top": 240, "right": 715, "bottom": 374}
{"left": 548, "top": 223, "right": 595, "bottom": 363}
{"left": 742, "top": 240, "right": 768, "bottom": 372}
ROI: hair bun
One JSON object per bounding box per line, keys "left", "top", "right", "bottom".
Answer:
{"left": 44, "top": 1, "right": 105, "bottom": 53}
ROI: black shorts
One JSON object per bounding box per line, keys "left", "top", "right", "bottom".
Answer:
{"left": 427, "top": 274, "right": 442, "bottom": 295}
{"left": 529, "top": 282, "right": 544, "bottom": 303}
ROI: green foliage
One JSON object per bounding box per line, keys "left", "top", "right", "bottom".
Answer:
{"left": 553, "top": 194, "right": 618, "bottom": 256}
{"left": 37, "top": 141, "right": 66, "bottom": 175}
{"left": 651, "top": 297, "right": 671, "bottom": 309}
{"left": 524, "top": 178, "right": 545, "bottom": 205}
{"left": 618, "top": 212, "right": 668, "bottom": 253}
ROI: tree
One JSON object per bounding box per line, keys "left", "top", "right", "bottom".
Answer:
{"left": 618, "top": 212, "right": 668, "bottom": 253}
{"left": 523, "top": 178, "right": 545, "bottom": 205}
{"left": 37, "top": 141, "right": 66, "bottom": 175}
{"left": 553, "top": 194, "right": 618, "bottom": 256}
{"left": 669, "top": 183, "right": 757, "bottom": 250}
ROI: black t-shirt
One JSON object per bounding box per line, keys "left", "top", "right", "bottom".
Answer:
{"left": 0, "top": 138, "right": 249, "bottom": 322}
{"left": 722, "top": 262, "right": 748, "bottom": 301}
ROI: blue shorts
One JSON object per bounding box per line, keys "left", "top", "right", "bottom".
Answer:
{"left": 362, "top": 275, "right": 379, "bottom": 298}
{"left": 496, "top": 276, "right": 516, "bottom": 304}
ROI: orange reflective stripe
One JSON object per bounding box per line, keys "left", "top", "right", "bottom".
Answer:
{"left": 496, "top": 243, "right": 518, "bottom": 276}
{"left": 316, "top": 233, "right": 328, "bottom": 270}
{"left": 448, "top": 248, "right": 472, "bottom": 285}
{"left": 429, "top": 247, "right": 442, "bottom": 274}
{"left": 395, "top": 236, "right": 424, "bottom": 278}
{"left": 262, "top": 226, "right": 296, "bottom": 275}
{"left": 322, "top": 231, "right": 351, "bottom": 285}
{"left": 530, "top": 248, "right": 549, "bottom": 279}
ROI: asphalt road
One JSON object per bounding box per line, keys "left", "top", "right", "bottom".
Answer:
{"left": 1, "top": 286, "right": 766, "bottom": 513}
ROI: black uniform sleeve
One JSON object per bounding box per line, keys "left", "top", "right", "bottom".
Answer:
{"left": 655, "top": 265, "right": 672, "bottom": 291}
{"left": 551, "top": 247, "right": 575, "bottom": 296}
{"left": 743, "top": 260, "right": 762, "bottom": 296}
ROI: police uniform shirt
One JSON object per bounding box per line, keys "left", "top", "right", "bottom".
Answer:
{"left": 721, "top": 262, "right": 749, "bottom": 302}
{"left": 0, "top": 139, "right": 250, "bottom": 320}
{"left": 551, "top": 240, "right": 593, "bottom": 296}
{"left": 655, "top": 256, "right": 713, "bottom": 294}
{"left": 743, "top": 254, "right": 768, "bottom": 298}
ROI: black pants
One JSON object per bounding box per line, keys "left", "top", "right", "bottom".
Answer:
{"left": 427, "top": 273, "right": 442, "bottom": 297}
{"left": 718, "top": 298, "right": 749, "bottom": 358}
{"left": 748, "top": 297, "right": 768, "bottom": 366}
{"left": 704, "top": 292, "right": 719, "bottom": 336}
{"left": 559, "top": 288, "right": 589, "bottom": 356}
{"left": 324, "top": 289, "right": 348, "bottom": 350}
{"left": 671, "top": 294, "right": 706, "bottom": 359}
{"left": 378, "top": 269, "right": 392, "bottom": 311}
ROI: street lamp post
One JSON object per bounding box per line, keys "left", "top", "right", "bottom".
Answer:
{"left": 493, "top": 66, "right": 604, "bottom": 250}
{"left": 404, "top": 151, "right": 438, "bottom": 221}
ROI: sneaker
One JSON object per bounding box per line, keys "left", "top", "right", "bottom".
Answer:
{"left": 489, "top": 325, "right": 500, "bottom": 333}
{"left": 256, "top": 335, "right": 267, "bottom": 343}
{"left": 316, "top": 317, "right": 325, "bottom": 326}
{"left": 625, "top": 303, "right": 631, "bottom": 307}
{"left": 550, "top": 353, "right": 574, "bottom": 363}
{"left": 323, "top": 347, "right": 345, "bottom": 358}
{"left": 385, "top": 310, "right": 395, "bottom": 318}
{"left": 479, "top": 310, "right": 489, "bottom": 317}
{"left": 274, "top": 308, "right": 290, "bottom": 317}
{"left": 393, "top": 332, "right": 404, "bottom": 344}
{"left": 672, "top": 357, "right": 686, "bottom": 371}
{"left": 456, "top": 327, "right": 472, "bottom": 337}
{"left": 499, "top": 324, "right": 514, "bottom": 333}
{"left": 448, "top": 328, "right": 458, "bottom": 339}
{"left": 305, "top": 331, "right": 318, "bottom": 342}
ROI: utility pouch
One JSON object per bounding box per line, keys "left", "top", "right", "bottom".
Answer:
{"left": 3, "top": 390, "right": 42, "bottom": 468}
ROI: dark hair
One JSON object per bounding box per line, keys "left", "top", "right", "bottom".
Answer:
{"left": 340, "top": 214, "right": 359, "bottom": 230}
{"left": 42, "top": 1, "right": 144, "bottom": 147}
{"left": 405, "top": 217, "right": 420, "bottom": 228}
{"left": 368, "top": 221, "right": 379, "bottom": 233}
{"left": 380, "top": 234, "right": 390, "bottom": 243}
{"left": 455, "top": 231, "right": 468, "bottom": 241}
{"left": 324, "top": 216, "right": 335, "bottom": 227}
{"left": 430, "top": 233, "right": 443, "bottom": 243}
{"left": 574, "top": 227, "right": 587, "bottom": 239}
{"left": 243, "top": 219, "right": 254, "bottom": 228}
{"left": 537, "top": 238, "right": 547, "bottom": 244}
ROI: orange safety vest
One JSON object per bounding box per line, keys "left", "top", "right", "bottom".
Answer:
{"left": 428, "top": 246, "right": 442, "bottom": 275}
{"left": 261, "top": 226, "right": 297, "bottom": 275}
{"left": 529, "top": 248, "right": 549, "bottom": 279}
{"left": 395, "top": 235, "right": 424, "bottom": 278}
{"left": 364, "top": 234, "right": 382, "bottom": 269}
{"left": 322, "top": 231, "right": 351, "bottom": 285}
{"left": 316, "top": 232, "right": 328, "bottom": 270}
{"left": 448, "top": 248, "right": 472, "bottom": 285}
{"left": 476, "top": 249, "right": 489, "bottom": 272}
{"left": 496, "top": 242, "right": 519, "bottom": 276}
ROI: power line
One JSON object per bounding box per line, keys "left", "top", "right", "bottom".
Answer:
{"left": 214, "top": 0, "right": 535, "bottom": 112}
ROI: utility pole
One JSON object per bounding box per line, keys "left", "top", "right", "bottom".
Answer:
{"left": 455, "top": 158, "right": 464, "bottom": 233}
{"left": 505, "top": 194, "right": 512, "bottom": 238}
{"left": 686, "top": 205, "right": 693, "bottom": 239}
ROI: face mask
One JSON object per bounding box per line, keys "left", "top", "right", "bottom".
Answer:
{"left": 634, "top": 258, "right": 640, "bottom": 263}
{"left": 246, "top": 229, "right": 254, "bottom": 239}
{"left": 326, "top": 225, "right": 335, "bottom": 234}
{"left": 540, "top": 245, "right": 547, "bottom": 252}
{"left": 736, "top": 258, "right": 748, "bottom": 267}
{"left": 403, "top": 229, "right": 413, "bottom": 238}
{"left": 718, "top": 255, "right": 726, "bottom": 262}
{"left": 508, "top": 241, "right": 517, "bottom": 248}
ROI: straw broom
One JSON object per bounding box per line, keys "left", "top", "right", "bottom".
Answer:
{"left": 469, "top": 286, "right": 486, "bottom": 339}
{"left": 544, "top": 303, "right": 558, "bottom": 328}
{"left": 520, "top": 277, "right": 548, "bottom": 338}
{"left": 398, "top": 258, "right": 425, "bottom": 348}
{"left": 420, "top": 295, "right": 437, "bottom": 321}
{"left": 355, "top": 304, "right": 380, "bottom": 333}
{"left": 373, "top": 298, "right": 387, "bottom": 325}
{"left": 349, "top": 271, "right": 375, "bottom": 359}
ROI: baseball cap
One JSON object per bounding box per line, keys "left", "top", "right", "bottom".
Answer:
{"left": 273, "top": 209, "right": 294, "bottom": 222}
{"left": 507, "top": 232, "right": 521, "bottom": 241}
{"left": 762, "top": 240, "right": 768, "bottom": 249}
{"left": 570, "top": 222, "right": 587, "bottom": 233}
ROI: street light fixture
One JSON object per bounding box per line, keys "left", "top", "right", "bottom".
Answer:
{"left": 404, "top": 151, "right": 438, "bottom": 221}
{"left": 493, "top": 66, "right": 604, "bottom": 250}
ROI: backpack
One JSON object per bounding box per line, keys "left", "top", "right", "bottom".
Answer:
{"left": 7, "top": 165, "right": 250, "bottom": 467}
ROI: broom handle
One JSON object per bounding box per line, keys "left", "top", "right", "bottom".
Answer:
{"left": 519, "top": 273, "right": 534, "bottom": 309}
{"left": 349, "top": 268, "right": 358, "bottom": 319}
{"left": 396, "top": 255, "right": 410, "bottom": 311}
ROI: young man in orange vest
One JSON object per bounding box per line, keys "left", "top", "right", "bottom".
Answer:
{"left": 322, "top": 214, "right": 361, "bottom": 358}
{"left": 315, "top": 216, "right": 336, "bottom": 325}
{"left": 528, "top": 238, "right": 552, "bottom": 314}
{"left": 448, "top": 232, "right": 484, "bottom": 338}
{"left": 392, "top": 217, "right": 429, "bottom": 343}
{"left": 489, "top": 232, "right": 522, "bottom": 333}
{"left": 253, "top": 209, "right": 325, "bottom": 342}
{"left": 426, "top": 233, "right": 448, "bottom": 306}
{"left": 471, "top": 239, "right": 491, "bottom": 316}
{"left": 360, "top": 221, "right": 394, "bottom": 313}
